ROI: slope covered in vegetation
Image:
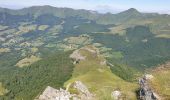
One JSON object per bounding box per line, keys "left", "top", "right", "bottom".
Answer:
{"left": 148, "top": 62, "right": 170, "bottom": 99}
{"left": 64, "top": 46, "right": 139, "bottom": 100}
{"left": 0, "top": 5, "right": 170, "bottom": 99}
{"left": 0, "top": 51, "right": 74, "bottom": 100}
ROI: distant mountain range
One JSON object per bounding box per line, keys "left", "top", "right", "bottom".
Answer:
{"left": 0, "top": 5, "right": 169, "bottom": 23}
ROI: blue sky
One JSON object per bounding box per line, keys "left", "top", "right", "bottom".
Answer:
{"left": 0, "top": 0, "right": 170, "bottom": 14}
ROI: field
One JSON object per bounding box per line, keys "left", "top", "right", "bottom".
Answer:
{"left": 0, "top": 48, "right": 10, "bottom": 54}
{"left": 0, "top": 83, "right": 8, "bottom": 96}
{"left": 16, "top": 55, "right": 41, "bottom": 68}
{"left": 148, "top": 62, "right": 170, "bottom": 99}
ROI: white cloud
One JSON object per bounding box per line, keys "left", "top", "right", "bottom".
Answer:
{"left": 94, "top": 5, "right": 122, "bottom": 13}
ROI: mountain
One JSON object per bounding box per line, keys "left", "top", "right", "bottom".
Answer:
{"left": 0, "top": 5, "right": 170, "bottom": 99}
{"left": 117, "top": 8, "right": 141, "bottom": 16}
{"left": 0, "top": 6, "right": 169, "bottom": 26}
{"left": 0, "top": 5, "right": 100, "bottom": 20}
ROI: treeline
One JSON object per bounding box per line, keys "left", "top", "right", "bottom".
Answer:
{"left": 107, "top": 59, "right": 139, "bottom": 82}
{"left": 92, "top": 26, "right": 170, "bottom": 70}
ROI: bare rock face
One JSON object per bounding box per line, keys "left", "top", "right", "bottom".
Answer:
{"left": 36, "top": 81, "right": 94, "bottom": 100}
{"left": 70, "top": 49, "right": 86, "bottom": 64}
{"left": 83, "top": 46, "right": 99, "bottom": 58}
{"left": 83, "top": 47, "right": 97, "bottom": 54}
{"left": 139, "top": 74, "right": 160, "bottom": 100}
{"left": 70, "top": 46, "right": 99, "bottom": 62}
{"left": 69, "top": 46, "right": 99, "bottom": 64}
{"left": 144, "top": 74, "right": 154, "bottom": 80}
{"left": 111, "top": 90, "right": 121, "bottom": 100}
{"left": 73, "top": 81, "right": 93, "bottom": 100}
{"left": 100, "top": 60, "right": 106, "bottom": 65}
{"left": 37, "top": 86, "right": 72, "bottom": 100}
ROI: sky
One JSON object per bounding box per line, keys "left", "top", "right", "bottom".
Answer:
{"left": 0, "top": 0, "right": 170, "bottom": 14}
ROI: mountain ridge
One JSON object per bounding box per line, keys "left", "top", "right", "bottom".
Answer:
{"left": 0, "top": 5, "right": 169, "bottom": 25}
{"left": 0, "top": 5, "right": 166, "bottom": 15}
{"left": 0, "top": 5, "right": 167, "bottom": 17}
{"left": 0, "top": 4, "right": 170, "bottom": 100}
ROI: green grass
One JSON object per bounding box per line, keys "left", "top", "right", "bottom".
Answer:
{"left": 149, "top": 67, "right": 170, "bottom": 99}
{"left": 64, "top": 46, "right": 138, "bottom": 100}
{"left": 0, "top": 82, "right": 8, "bottom": 96}
{"left": 15, "top": 55, "right": 41, "bottom": 68}
{"left": 64, "top": 34, "right": 92, "bottom": 45}
{"left": 155, "top": 34, "right": 170, "bottom": 39}
{"left": 16, "top": 24, "right": 37, "bottom": 34}
{"left": 0, "top": 48, "right": 10, "bottom": 54}
{"left": 0, "top": 25, "right": 8, "bottom": 31}
{"left": 0, "top": 29, "right": 16, "bottom": 35}
{"left": 38, "top": 25, "right": 49, "bottom": 31}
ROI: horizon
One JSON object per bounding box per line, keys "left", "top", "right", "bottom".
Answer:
{"left": 0, "top": 0, "right": 169, "bottom": 14}
{"left": 0, "top": 5, "right": 169, "bottom": 15}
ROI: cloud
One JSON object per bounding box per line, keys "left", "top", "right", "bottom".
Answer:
{"left": 94, "top": 5, "right": 122, "bottom": 13}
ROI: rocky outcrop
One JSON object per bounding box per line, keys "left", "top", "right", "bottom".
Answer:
{"left": 153, "top": 61, "right": 170, "bottom": 72}
{"left": 69, "top": 46, "right": 99, "bottom": 64}
{"left": 139, "top": 74, "right": 160, "bottom": 100}
{"left": 100, "top": 60, "right": 106, "bottom": 65}
{"left": 70, "top": 49, "right": 86, "bottom": 64}
{"left": 111, "top": 90, "right": 121, "bottom": 100}
{"left": 37, "top": 86, "right": 72, "bottom": 100}
{"left": 70, "top": 49, "right": 86, "bottom": 61}
{"left": 83, "top": 47, "right": 98, "bottom": 54}
{"left": 36, "top": 81, "right": 94, "bottom": 100}
{"left": 73, "top": 81, "right": 93, "bottom": 100}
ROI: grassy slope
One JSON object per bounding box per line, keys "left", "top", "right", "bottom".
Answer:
{"left": 64, "top": 46, "right": 138, "bottom": 100}
{"left": 15, "top": 55, "right": 41, "bottom": 68}
{"left": 0, "top": 83, "right": 8, "bottom": 96}
{"left": 148, "top": 64, "right": 170, "bottom": 99}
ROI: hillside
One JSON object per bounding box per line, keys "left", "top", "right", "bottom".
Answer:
{"left": 147, "top": 62, "right": 170, "bottom": 99}
{"left": 0, "top": 51, "right": 74, "bottom": 100}
{"left": 0, "top": 5, "right": 170, "bottom": 99}
{"left": 64, "top": 46, "right": 139, "bottom": 100}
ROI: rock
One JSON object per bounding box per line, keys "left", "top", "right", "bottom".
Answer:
{"left": 70, "top": 46, "right": 99, "bottom": 64}
{"left": 73, "top": 81, "right": 93, "bottom": 100}
{"left": 142, "top": 39, "right": 148, "bottom": 43}
{"left": 144, "top": 74, "right": 154, "bottom": 80}
{"left": 37, "top": 86, "right": 72, "bottom": 100}
{"left": 83, "top": 47, "right": 96, "bottom": 54}
{"left": 100, "top": 60, "right": 106, "bottom": 65}
{"left": 83, "top": 46, "right": 100, "bottom": 57}
{"left": 139, "top": 75, "right": 160, "bottom": 100}
{"left": 70, "top": 50, "right": 86, "bottom": 62}
{"left": 152, "top": 92, "right": 161, "bottom": 100}
{"left": 111, "top": 90, "right": 121, "bottom": 100}
{"left": 37, "top": 81, "right": 94, "bottom": 100}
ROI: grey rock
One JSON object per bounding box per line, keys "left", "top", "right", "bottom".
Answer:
{"left": 37, "top": 86, "right": 72, "bottom": 100}
{"left": 139, "top": 74, "right": 160, "bottom": 100}
{"left": 111, "top": 90, "right": 121, "bottom": 100}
